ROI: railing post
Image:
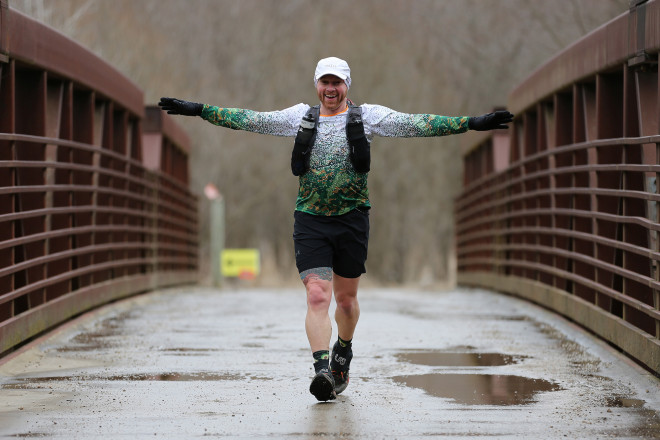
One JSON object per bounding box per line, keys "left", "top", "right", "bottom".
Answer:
{"left": 0, "top": 0, "right": 7, "bottom": 64}
{"left": 205, "top": 184, "right": 224, "bottom": 288}
{"left": 656, "top": 141, "right": 660, "bottom": 340}
{"left": 629, "top": 0, "right": 657, "bottom": 68}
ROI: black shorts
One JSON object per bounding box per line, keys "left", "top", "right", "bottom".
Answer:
{"left": 293, "top": 209, "right": 370, "bottom": 279}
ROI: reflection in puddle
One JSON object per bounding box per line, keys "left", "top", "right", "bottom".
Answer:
{"left": 396, "top": 351, "right": 526, "bottom": 367}
{"left": 392, "top": 374, "right": 561, "bottom": 406}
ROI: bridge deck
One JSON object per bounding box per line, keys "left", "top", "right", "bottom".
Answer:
{"left": 0, "top": 287, "right": 659, "bottom": 438}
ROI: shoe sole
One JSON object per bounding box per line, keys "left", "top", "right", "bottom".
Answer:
{"left": 310, "top": 373, "right": 336, "bottom": 401}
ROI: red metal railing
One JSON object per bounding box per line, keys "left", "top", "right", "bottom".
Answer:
{"left": 0, "top": 7, "right": 198, "bottom": 354}
{"left": 456, "top": 1, "right": 660, "bottom": 374}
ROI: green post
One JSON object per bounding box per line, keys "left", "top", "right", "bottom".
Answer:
{"left": 206, "top": 184, "right": 224, "bottom": 287}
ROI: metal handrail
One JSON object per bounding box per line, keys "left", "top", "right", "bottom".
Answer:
{"left": 459, "top": 256, "right": 660, "bottom": 319}
{"left": 456, "top": 1, "right": 660, "bottom": 373}
{"left": 0, "top": 7, "right": 199, "bottom": 356}
{"left": 456, "top": 226, "right": 660, "bottom": 261}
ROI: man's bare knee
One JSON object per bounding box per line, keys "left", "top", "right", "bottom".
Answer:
{"left": 302, "top": 268, "right": 333, "bottom": 310}
{"left": 334, "top": 290, "right": 356, "bottom": 311}
{"left": 307, "top": 287, "right": 331, "bottom": 310}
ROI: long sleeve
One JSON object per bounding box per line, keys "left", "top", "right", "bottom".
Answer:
{"left": 362, "top": 104, "right": 469, "bottom": 139}
{"left": 200, "top": 103, "right": 308, "bottom": 137}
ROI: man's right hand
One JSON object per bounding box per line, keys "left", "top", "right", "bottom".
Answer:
{"left": 158, "top": 97, "right": 204, "bottom": 116}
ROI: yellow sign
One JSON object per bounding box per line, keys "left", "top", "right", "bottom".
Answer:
{"left": 221, "top": 249, "right": 260, "bottom": 279}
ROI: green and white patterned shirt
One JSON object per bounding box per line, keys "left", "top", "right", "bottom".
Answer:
{"left": 201, "top": 103, "right": 469, "bottom": 216}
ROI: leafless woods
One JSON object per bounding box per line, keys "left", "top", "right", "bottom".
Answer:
{"left": 12, "top": 0, "right": 628, "bottom": 285}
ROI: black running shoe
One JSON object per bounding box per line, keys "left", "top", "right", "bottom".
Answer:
{"left": 330, "top": 341, "right": 352, "bottom": 395}
{"left": 309, "top": 369, "right": 336, "bottom": 401}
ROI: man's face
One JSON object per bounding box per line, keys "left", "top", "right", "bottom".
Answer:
{"left": 316, "top": 74, "right": 348, "bottom": 115}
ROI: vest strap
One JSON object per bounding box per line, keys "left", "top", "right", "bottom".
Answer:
{"left": 291, "top": 105, "right": 320, "bottom": 176}
{"left": 291, "top": 103, "right": 370, "bottom": 176}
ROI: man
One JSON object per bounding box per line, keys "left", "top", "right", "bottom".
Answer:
{"left": 159, "top": 56, "right": 512, "bottom": 402}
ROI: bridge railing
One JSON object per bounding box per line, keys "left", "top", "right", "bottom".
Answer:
{"left": 0, "top": 6, "right": 198, "bottom": 355}
{"left": 456, "top": 1, "right": 660, "bottom": 374}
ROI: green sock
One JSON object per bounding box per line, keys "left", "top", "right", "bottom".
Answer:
{"left": 337, "top": 336, "right": 352, "bottom": 349}
{"left": 313, "top": 350, "right": 329, "bottom": 373}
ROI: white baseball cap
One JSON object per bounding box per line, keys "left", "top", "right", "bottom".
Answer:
{"left": 314, "top": 57, "right": 351, "bottom": 89}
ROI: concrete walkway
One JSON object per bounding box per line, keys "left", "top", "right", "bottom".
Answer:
{"left": 0, "top": 286, "right": 659, "bottom": 439}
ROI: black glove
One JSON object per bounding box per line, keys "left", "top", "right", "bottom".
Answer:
{"left": 468, "top": 110, "right": 514, "bottom": 131}
{"left": 158, "top": 97, "right": 204, "bottom": 116}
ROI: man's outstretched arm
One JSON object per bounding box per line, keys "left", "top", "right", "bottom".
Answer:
{"left": 367, "top": 105, "right": 514, "bottom": 138}
{"left": 158, "top": 97, "right": 305, "bottom": 136}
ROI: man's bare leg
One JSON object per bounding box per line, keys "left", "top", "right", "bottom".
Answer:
{"left": 301, "top": 267, "right": 336, "bottom": 401}
{"left": 330, "top": 273, "right": 360, "bottom": 394}
{"left": 302, "top": 267, "right": 334, "bottom": 352}
{"left": 333, "top": 273, "right": 360, "bottom": 340}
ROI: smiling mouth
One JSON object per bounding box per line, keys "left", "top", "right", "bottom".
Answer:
{"left": 325, "top": 94, "right": 338, "bottom": 99}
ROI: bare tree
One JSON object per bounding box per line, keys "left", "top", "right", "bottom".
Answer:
{"left": 10, "top": 0, "right": 629, "bottom": 285}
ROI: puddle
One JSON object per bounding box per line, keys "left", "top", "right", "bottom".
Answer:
{"left": 392, "top": 374, "right": 562, "bottom": 405}
{"left": 606, "top": 397, "right": 646, "bottom": 408}
{"left": 56, "top": 311, "right": 136, "bottom": 353}
{"left": 393, "top": 349, "right": 560, "bottom": 405}
{"left": 56, "top": 344, "right": 111, "bottom": 352}
{"left": 1, "top": 372, "right": 272, "bottom": 387}
{"left": 159, "top": 348, "right": 218, "bottom": 356}
{"left": 103, "top": 373, "right": 251, "bottom": 381}
{"left": 495, "top": 315, "right": 529, "bottom": 321}
{"left": 104, "top": 372, "right": 273, "bottom": 381}
{"left": 395, "top": 350, "right": 526, "bottom": 367}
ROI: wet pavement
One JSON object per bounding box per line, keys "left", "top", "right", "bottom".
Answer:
{"left": 0, "top": 286, "right": 659, "bottom": 439}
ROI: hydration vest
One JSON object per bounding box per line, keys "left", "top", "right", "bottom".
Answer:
{"left": 291, "top": 103, "right": 371, "bottom": 176}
